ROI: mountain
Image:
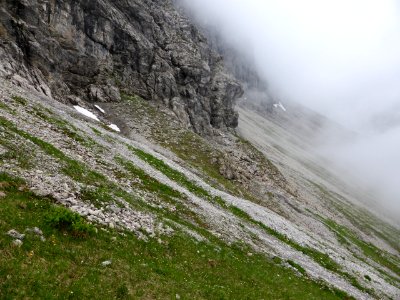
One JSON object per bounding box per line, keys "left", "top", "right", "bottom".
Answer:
{"left": 0, "top": 1, "right": 399, "bottom": 299}
{"left": 0, "top": 0, "right": 242, "bottom": 134}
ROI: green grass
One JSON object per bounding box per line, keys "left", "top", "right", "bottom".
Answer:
{"left": 0, "top": 116, "right": 106, "bottom": 186}
{"left": 123, "top": 144, "right": 372, "bottom": 294}
{"left": 45, "top": 205, "right": 96, "bottom": 237}
{"left": 0, "top": 95, "right": 381, "bottom": 297}
{"left": 0, "top": 115, "right": 213, "bottom": 238}
{"left": 287, "top": 260, "right": 307, "bottom": 275}
{"left": 128, "top": 146, "right": 214, "bottom": 200}
{"left": 222, "top": 205, "right": 372, "bottom": 295}
{"left": 0, "top": 172, "right": 352, "bottom": 299}
{"left": 0, "top": 101, "right": 9, "bottom": 110}
{"left": 121, "top": 94, "right": 253, "bottom": 199}
{"left": 121, "top": 94, "right": 296, "bottom": 215}
{"left": 30, "top": 105, "right": 99, "bottom": 149}
{"left": 311, "top": 181, "right": 400, "bottom": 288}
{"left": 12, "top": 95, "right": 28, "bottom": 106}
{"left": 310, "top": 180, "right": 400, "bottom": 254}
{"left": 168, "top": 131, "right": 252, "bottom": 198}
{"left": 116, "top": 156, "right": 183, "bottom": 201}
{"left": 0, "top": 101, "right": 14, "bottom": 114}
{"left": 324, "top": 219, "right": 400, "bottom": 280}
{"left": 90, "top": 126, "right": 102, "bottom": 136}
{"left": 224, "top": 205, "right": 340, "bottom": 271}
{"left": 127, "top": 146, "right": 275, "bottom": 223}
{"left": 0, "top": 137, "right": 34, "bottom": 169}
{"left": 80, "top": 187, "right": 115, "bottom": 208}
{"left": 114, "top": 156, "right": 221, "bottom": 234}
{"left": 332, "top": 199, "right": 400, "bottom": 255}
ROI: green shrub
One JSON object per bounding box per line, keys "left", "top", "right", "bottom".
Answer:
{"left": 116, "top": 283, "right": 129, "bottom": 299}
{"left": 12, "top": 95, "right": 28, "bottom": 106}
{"left": 287, "top": 259, "right": 306, "bottom": 275}
{"left": 45, "top": 206, "right": 95, "bottom": 237}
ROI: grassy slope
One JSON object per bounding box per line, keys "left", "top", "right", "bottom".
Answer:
{"left": 6, "top": 93, "right": 398, "bottom": 298}
{"left": 125, "top": 143, "right": 373, "bottom": 295}
{"left": 0, "top": 173, "right": 348, "bottom": 299}
{"left": 4, "top": 92, "right": 398, "bottom": 298}
{"left": 0, "top": 95, "right": 355, "bottom": 299}
{"left": 116, "top": 95, "right": 391, "bottom": 296}
{"left": 120, "top": 94, "right": 255, "bottom": 200}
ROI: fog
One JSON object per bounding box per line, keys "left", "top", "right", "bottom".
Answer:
{"left": 180, "top": 0, "right": 400, "bottom": 217}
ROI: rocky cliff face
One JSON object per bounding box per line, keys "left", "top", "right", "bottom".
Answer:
{"left": 190, "top": 22, "right": 276, "bottom": 113}
{"left": 204, "top": 29, "right": 269, "bottom": 93}
{"left": 0, "top": 0, "right": 242, "bottom": 134}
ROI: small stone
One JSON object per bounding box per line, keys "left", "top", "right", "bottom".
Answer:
{"left": 32, "top": 227, "right": 43, "bottom": 235}
{"left": 0, "top": 191, "right": 6, "bottom": 198}
{"left": 34, "top": 189, "right": 50, "bottom": 197}
{"left": 12, "top": 239, "right": 23, "bottom": 247}
{"left": 67, "top": 198, "right": 77, "bottom": 205}
{"left": 111, "top": 237, "right": 117, "bottom": 241}
{"left": 247, "top": 252, "right": 253, "bottom": 257}
{"left": 7, "top": 229, "right": 25, "bottom": 240}
{"left": 176, "top": 294, "right": 181, "bottom": 299}
{"left": 109, "top": 222, "right": 115, "bottom": 229}
{"left": 108, "top": 205, "right": 121, "bottom": 213}
{"left": 101, "top": 260, "right": 112, "bottom": 267}
{"left": 17, "top": 202, "right": 27, "bottom": 209}
{"left": 25, "top": 227, "right": 45, "bottom": 240}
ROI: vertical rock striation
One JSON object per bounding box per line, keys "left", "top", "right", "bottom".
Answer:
{"left": 0, "top": 0, "right": 243, "bottom": 134}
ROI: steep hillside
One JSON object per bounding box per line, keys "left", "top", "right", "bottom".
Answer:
{"left": 1, "top": 80, "right": 399, "bottom": 299}
{"left": 0, "top": 0, "right": 399, "bottom": 299}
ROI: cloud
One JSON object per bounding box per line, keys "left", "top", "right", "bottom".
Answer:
{"left": 180, "top": 0, "right": 400, "bottom": 217}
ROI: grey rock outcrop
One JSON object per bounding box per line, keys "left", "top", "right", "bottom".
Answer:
{"left": 7, "top": 229, "right": 25, "bottom": 240}
{"left": 0, "top": 0, "right": 242, "bottom": 134}
{"left": 179, "top": 14, "right": 275, "bottom": 114}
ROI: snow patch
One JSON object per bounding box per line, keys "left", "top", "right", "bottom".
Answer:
{"left": 108, "top": 124, "right": 121, "bottom": 132}
{"left": 273, "top": 102, "right": 287, "bottom": 112}
{"left": 94, "top": 105, "right": 105, "bottom": 114}
{"left": 74, "top": 106, "right": 100, "bottom": 121}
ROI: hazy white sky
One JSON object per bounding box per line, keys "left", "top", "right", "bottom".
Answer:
{"left": 182, "top": 0, "right": 400, "bottom": 130}
{"left": 181, "top": 0, "right": 400, "bottom": 216}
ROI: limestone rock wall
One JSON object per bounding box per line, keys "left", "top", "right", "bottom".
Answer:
{"left": 0, "top": 0, "right": 242, "bottom": 134}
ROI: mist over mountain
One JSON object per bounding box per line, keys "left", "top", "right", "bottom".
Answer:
{"left": 0, "top": 0, "right": 399, "bottom": 299}
{"left": 179, "top": 0, "right": 400, "bottom": 217}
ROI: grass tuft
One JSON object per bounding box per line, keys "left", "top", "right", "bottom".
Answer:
{"left": 45, "top": 206, "right": 96, "bottom": 237}
{"left": 11, "top": 95, "right": 28, "bottom": 106}
{"left": 287, "top": 259, "right": 307, "bottom": 275}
